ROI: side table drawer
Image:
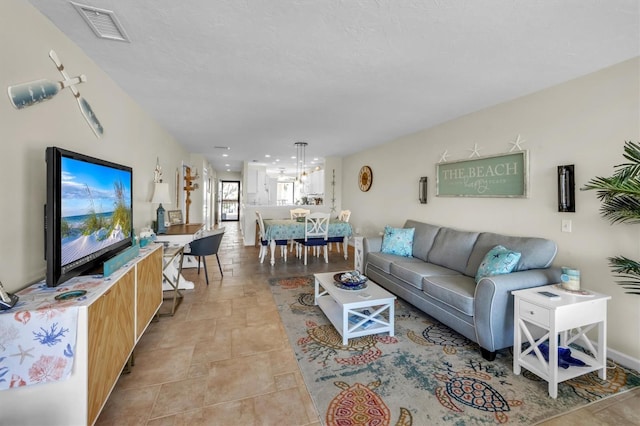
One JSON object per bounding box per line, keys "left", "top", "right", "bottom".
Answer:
{"left": 519, "top": 300, "right": 549, "bottom": 327}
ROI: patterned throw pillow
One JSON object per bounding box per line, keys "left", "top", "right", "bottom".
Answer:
{"left": 475, "top": 245, "right": 522, "bottom": 283}
{"left": 380, "top": 226, "right": 415, "bottom": 257}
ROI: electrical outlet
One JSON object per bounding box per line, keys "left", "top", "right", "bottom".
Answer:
{"left": 561, "top": 219, "right": 572, "bottom": 233}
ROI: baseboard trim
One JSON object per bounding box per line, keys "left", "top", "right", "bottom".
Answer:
{"left": 607, "top": 346, "right": 640, "bottom": 371}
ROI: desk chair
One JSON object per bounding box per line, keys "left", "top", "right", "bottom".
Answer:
{"left": 256, "top": 211, "right": 288, "bottom": 263}
{"left": 184, "top": 228, "right": 225, "bottom": 285}
{"left": 328, "top": 209, "right": 351, "bottom": 254}
{"left": 295, "top": 212, "right": 330, "bottom": 265}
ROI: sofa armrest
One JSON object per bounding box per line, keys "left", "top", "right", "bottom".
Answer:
{"left": 473, "top": 267, "right": 562, "bottom": 352}
{"left": 363, "top": 236, "right": 383, "bottom": 265}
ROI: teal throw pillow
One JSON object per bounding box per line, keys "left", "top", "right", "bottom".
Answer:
{"left": 475, "top": 245, "right": 522, "bottom": 283}
{"left": 380, "top": 226, "right": 415, "bottom": 257}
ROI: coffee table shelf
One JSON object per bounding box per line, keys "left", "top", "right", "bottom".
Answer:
{"left": 314, "top": 272, "right": 396, "bottom": 345}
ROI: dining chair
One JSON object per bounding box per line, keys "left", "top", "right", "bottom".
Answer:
{"left": 328, "top": 209, "right": 351, "bottom": 253}
{"left": 290, "top": 208, "right": 311, "bottom": 219}
{"left": 256, "top": 211, "right": 288, "bottom": 263}
{"left": 295, "top": 212, "right": 330, "bottom": 265}
{"left": 289, "top": 208, "right": 311, "bottom": 252}
{"left": 183, "top": 227, "right": 225, "bottom": 285}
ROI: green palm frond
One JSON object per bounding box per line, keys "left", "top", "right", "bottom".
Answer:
{"left": 583, "top": 141, "right": 640, "bottom": 296}
{"left": 596, "top": 194, "right": 640, "bottom": 224}
{"left": 609, "top": 256, "right": 640, "bottom": 295}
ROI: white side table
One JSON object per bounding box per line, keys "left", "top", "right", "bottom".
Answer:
{"left": 512, "top": 285, "right": 610, "bottom": 398}
{"left": 352, "top": 235, "right": 364, "bottom": 272}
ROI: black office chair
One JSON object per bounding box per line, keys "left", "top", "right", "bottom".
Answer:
{"left": 184, "top": 229, "right": 225, "bottom": 285}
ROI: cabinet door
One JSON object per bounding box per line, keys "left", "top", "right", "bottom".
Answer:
{"left": 136, "top": 247, "right": 163, "bottom": 338}
{"left": 87, "top": 270, "right": 135, "bottom": 425}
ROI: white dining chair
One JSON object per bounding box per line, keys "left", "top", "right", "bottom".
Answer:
{"left": 328, "top": 209, "right": 351, "bottom": 253}
{"left": 289, "top": 208, "right": 311, "bottom": 252}
{"left": 295, "top": 212, "right": 330, "bottom": 265}
{"left": 256, "top": 211, "right": 287, "bottom": 263}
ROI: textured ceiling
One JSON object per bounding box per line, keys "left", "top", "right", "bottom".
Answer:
{"left": 28, "top": 0, "right": 640, "bottom": 175}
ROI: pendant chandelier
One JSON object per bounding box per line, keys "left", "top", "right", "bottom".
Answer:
{"left": 295, "top": 141, "right": 308, "bottom": 182}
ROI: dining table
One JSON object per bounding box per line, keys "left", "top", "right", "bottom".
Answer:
{"left": 263, "top": 218, "right": 353, "bottom": 265}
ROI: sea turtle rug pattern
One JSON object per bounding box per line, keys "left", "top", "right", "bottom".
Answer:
{"left": 269, "top": 276, "right": 640, "bottom": 425}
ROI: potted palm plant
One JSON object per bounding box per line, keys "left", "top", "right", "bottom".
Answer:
{"left": 583, "top": 141, "right": 640, "bottom": 295}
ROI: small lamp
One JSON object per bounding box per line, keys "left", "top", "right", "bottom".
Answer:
{"left": 419, "top": 176, "right": 428, "bottom": 204}
{"left": 151, "top": 182, "right": 171, "bottom": 233}
{"left": 558, "top": 165, "right": 575, "bottom": 212}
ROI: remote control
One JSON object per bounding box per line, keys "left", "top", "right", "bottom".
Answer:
{"left": 537, "top": 290, "right": 560, "bottom": 300}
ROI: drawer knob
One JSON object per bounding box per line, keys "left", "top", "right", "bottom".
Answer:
{"left": 529, "top": 311, "right": 534, "bottom": 315}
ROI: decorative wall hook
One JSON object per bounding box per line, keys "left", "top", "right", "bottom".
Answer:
{"left": 183, "top": 166, "right": 200, "bottom": 224}
{"left": 7, "top": 50, "right": 103, "bottom": 138}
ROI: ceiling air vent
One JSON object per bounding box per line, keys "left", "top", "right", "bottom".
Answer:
{"left": 71, "top": 2, "right": 130, "bottom": 42}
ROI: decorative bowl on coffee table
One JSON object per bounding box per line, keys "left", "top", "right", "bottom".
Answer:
{"left": 334, "top": 271, "right": 368, "bottom": 290}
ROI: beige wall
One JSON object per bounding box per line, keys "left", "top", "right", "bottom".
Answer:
{"left": 343, "top": 58, "right": 640, "bottom": 363}
{"left": 0, "top": 0, "right": 190, "bottom": 292}
{"left": 2, "top": 0, "right": 639, "bottom": 366}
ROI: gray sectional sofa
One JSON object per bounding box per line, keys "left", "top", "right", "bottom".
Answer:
{"left": 363, "top": 219, "right": 560, "bottom": 360}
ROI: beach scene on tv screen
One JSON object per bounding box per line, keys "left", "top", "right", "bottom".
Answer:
{"left": 60, "top": 156, "right": 132, "bottom": 266}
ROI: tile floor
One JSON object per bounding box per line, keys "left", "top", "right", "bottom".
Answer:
{"left": 96, "top": 222, "right": 639, "bottom": 425}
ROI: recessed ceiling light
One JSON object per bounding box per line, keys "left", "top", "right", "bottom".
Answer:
{"left": 222, "top": 154, "right": 228, "bottom": 157}
{"left": 265, "top": 154, "right": 271, "bottom": 158}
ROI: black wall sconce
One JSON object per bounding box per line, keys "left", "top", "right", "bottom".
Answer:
{"left": 558, "top": 165, "right": 575, "bottom": 212}
{"left": 419, "top": 176, "right": 428, "bottom": 204}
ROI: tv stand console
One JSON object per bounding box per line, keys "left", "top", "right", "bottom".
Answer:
{"left": 0, "top": 244, "right": 163, "bottom": 425}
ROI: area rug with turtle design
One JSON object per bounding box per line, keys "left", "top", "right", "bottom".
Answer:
{"left": 268, "top": 275, "right": 640, "bottom": 425}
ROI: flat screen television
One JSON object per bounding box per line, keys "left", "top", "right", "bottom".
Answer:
{"left": 45, "top": 147, "right": 133, "bottom": 287}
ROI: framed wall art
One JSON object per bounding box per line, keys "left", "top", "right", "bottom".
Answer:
{"left": 436, "top": 151, "right": 528, "bottom": 198}
{"left": 168, "top": 210, "right": 183, "bottom": 225}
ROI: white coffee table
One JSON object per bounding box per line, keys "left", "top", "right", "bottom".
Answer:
{"left": 314, "top": 272, "right": 396, "bottom": 345}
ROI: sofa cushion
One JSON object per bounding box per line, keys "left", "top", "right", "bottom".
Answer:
{"left": 366, "top": 251, "right": 407, "bottom": 274}
{"left": 423, "top": 274, "right": 477, "bottom": 317}
{"left": 427, "top": 227, "right": 479, "bottom": 274}
{"left": 475, "top": 245, "right": 521, "bottom": 282}
{"left": 381, "top": 226, "right": 415, "bottom": 257}
{"left": 390, "top": 261, "right": 460, "bottom": 290}
{"left": 404, "top": 220, "right": 441, "bottom": 262}
{"left": 465, "top": 232, "right": 557, "bottom": 276}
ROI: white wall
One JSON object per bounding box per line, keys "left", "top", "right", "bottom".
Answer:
{"left": 343, "top": 58, "right": 640, "bottom": 362}
{"left": 0, "top": 0, "right": 189, "bottom": 292}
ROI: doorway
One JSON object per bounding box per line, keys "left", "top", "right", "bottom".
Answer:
{"left": 220, "top": 180, "right": 240, "bottom": 222}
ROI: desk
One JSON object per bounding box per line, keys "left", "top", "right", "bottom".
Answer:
{"left": 263, "top": 219, "right": 352, "bottom": 265}
{"left": 160, "top": 245, "right": 184, "bottom": 316}
{"left": 156, "top": 223, "right": 204, "bottom": 290}
{"left": 160, "top": 224, "right": 205, "bottom": 268}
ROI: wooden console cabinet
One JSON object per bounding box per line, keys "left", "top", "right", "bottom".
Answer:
{"left": 0, "top": 244, "right": 163, "bottom": 426}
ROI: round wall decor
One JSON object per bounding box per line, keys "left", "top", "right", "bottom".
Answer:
{"left": 358, "top": 165, "right": 373, "bottom": 192}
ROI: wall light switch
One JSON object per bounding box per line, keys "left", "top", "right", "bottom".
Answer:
{"left": 561, "top": 219, "right": 572, "bottom": 233}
